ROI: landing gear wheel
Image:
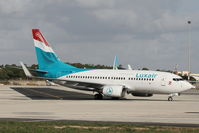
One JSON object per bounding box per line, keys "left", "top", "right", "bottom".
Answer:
{"left": 168, "top": 96, "right": 173, "bottom": 101}
{"left": 94, "top": 94, "right": 103, "bottom": 100}
{"left": 111, "top": 97, "right": 120, "bottom": 100}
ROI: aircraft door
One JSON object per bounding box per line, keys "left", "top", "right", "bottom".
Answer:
{"left": 161, "top": 78, "right": 166, "bottom": 86}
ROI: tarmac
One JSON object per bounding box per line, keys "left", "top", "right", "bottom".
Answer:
{"left": 0, "top": 85, "right": 199, "bottom": 126}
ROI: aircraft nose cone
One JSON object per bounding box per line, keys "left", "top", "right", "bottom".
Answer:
{"left": 182, "top": 81, "right": 195, "bottom": 91}
{"left": 186, "top": 82, "right": 195, "bottom": 89}
{"left": 190, "top": 84, "right": 196, "bottom": 89}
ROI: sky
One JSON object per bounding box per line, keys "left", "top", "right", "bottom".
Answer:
{"left": 0, "top": 0, "right": 199, "bottom": 73}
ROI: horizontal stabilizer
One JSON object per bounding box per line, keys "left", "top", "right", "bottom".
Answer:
{"left": 34, "top": 69, "right": 48, "bottom": 73}
{"left": 7, "top": 65, "right": 48, "bottom": 74}
{"left": 20, "top": 61, "right": 33, "bottom": 77}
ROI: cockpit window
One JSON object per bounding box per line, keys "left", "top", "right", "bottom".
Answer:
{"left": 173, "top": 78, "right": 184, "bottom": 81}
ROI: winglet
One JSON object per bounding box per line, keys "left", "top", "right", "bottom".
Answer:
{"left": 113, "top": 56, "right": 119, "bottom": 70}
{"left": 127, "top": 64, "right": 132, "bottom": 70}
{"left": 20, "top": 61, "right": 33, "bottom": 77}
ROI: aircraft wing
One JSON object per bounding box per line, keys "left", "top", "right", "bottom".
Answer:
{"left": 53, "top": 79, "right": 104, "bottom": 91}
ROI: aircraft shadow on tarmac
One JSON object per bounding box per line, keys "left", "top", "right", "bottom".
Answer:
{"left": 10, "top": 87, "right": 96, "bottom": 100}
{"left": 10, "top": 87, "right": 167, "bottom": 101}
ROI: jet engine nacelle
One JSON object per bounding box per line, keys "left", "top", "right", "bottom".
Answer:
{"left": 131, "top": 93, "right": 153, "bottom": 97}
{"left": 102, "top": 85, "right": 126, "bottom": 98}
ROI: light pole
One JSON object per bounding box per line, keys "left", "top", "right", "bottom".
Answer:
{"left": 174, "top": 64, "right": 178, "bottom": 72}
{"left": 187, "top": 20, "right": 191, "bottom": 80}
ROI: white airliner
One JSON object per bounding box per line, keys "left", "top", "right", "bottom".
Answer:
{"left": 20, "top": 29, "right": 195, "bottom": 101}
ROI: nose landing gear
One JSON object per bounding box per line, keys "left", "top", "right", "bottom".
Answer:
{"left": 168, "top": 96, "right": 173, "bottom": 101}
{"left": 168, "top": 93, "right": 179, "bottom": 101}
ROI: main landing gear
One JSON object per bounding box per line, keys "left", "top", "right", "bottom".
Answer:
{"left": 168, "top": 96, "right": 173, "bottom": 101}
{"left": 94, "top": 93, "right": 103, "bottom": 100}
{"left": 168, "top": 93, "right": 179, "bottom": 101}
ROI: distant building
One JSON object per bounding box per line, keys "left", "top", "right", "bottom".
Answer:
{"left": 176, "top": 71, "right": 189, "bottom": 76}
{"left": 176, "top": 71, "right": 199, "bottom": 81}
{"left": 190, "top": 74, "right": 199, "bottom": 81}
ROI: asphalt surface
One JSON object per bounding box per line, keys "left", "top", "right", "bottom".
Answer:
{"left": 0, "top": 85, "right": 199, "bottom": 127}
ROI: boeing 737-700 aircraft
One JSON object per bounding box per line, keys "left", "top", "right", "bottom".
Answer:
{"left": 20, "top": 29, "right": 195, "bottom": 101}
